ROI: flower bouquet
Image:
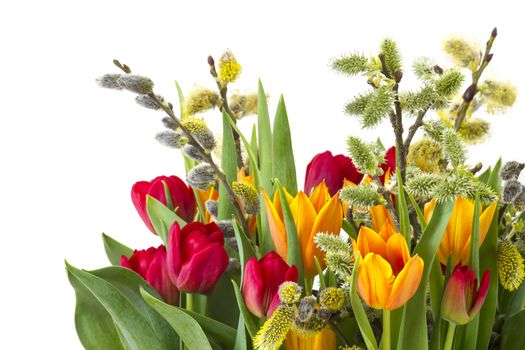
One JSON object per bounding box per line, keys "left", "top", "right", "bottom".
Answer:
{"left": 66, "top": 28, "right": 525, "bottom": 350}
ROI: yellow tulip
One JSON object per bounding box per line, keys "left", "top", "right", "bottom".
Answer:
{"left": 262, "top": 181, "right": 343, "bottom": 278}
{"left": 424, "top": 196, "right": 497, "bottom": 266}
{"left": 284, "top": 328, "right": 336, "bottom": 350}
{"left": 351, "top": 224, "right": 424, "bottom": 310}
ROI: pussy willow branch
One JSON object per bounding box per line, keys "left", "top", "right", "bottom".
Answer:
{"left": 326, "top": 319, "right": 350, "bottom": 347}
{"left": 113, "top": 60, "right": 250, "bottom": 234}
{"left": 148, "top": 93, "right": 250, "bottom": 235}
{"left": 207, "top": 57, "right": 244, "bottom": 169}
{"left": 454, "top": 27, "right": 498, "bottom": 130}
{"left": 404, "top": 108, "right": 429, "bottom": 151}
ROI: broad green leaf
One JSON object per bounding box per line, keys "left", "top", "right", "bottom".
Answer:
{"left": 405, "top": 190, "right": 426, "bottom": 230}
{"left": 501, "top": 310, "right": 525, "bottom": 350}
{"left": 207, "top": 273, "right": 241, "bottom": 328}
{"left": 276, "top": 179, "right": 304, "bottom": 283}
{"left": 218, "top": 111, "right": 238, "bottom": 220}
{"left": 141, "top": 288, "right": 213, "bottom": 350}
{"left": 272, "top": 95, "right": 297, "bottom": 195}
{"left": 476, "top": 212, "right": 499, "bottom": 350}
{"left": 147, "top": 196, "right": 186, "bottom": 246}
{"left": 342, "top": 219, "right": 358, "bottom": 240}
{"left": 429, "top": 258, "right": 444, "bottom": 318}
{"left": 477, "top": 166, "right": 492, "bottom": 184}
{"left": 232, "top": 279, "right": 259, "bottom": 338}
{"left": 349, "top": 256, "right": 379, "bottom": 350}
{"left": 501, "top": 279, "right": 525, "bottom": 319}
{"left": 175, "top": 307, "right": 237, "bottom": 348}
{"left": 396, "top": 172, "right": 411, "bottom": 248}
{"left": 464, "top": 197, "right": 481, "bottom": 350}
{"left": 397, "top": 200, "right": 454, "bottom": 350}
{"left": 234, "top": 314, "right": 249, "bottom": 350}
{"left": 487, "top": 158, "right": 502, "bottom": 193}
{"left": 66, "top": 262, "right": 176, "bottom": 350}
{"left": 102, "top": 233, "right": 133, "bottom": 266}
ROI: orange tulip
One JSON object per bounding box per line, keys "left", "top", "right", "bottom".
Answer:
{"left": 351, "top": 224, "right": 424, "bottom": 310}
{"left": 262, "top": 181, "right": 343, "bottom": 278}
{"left": 196, "top": 186, "right": 218, "bottom": 223}
{"left": 424, "top": 196, "right": 497, "bottom": 266}
{"left": 284, "top": 328, "right": 336, "bottom": 350}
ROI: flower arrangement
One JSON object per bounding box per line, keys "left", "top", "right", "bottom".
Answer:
{"left": 66, "top": 28, "right": 525, "bottom": 350}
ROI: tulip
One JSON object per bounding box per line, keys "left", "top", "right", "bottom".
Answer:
{"left": 441, "top": 264, "right": 490, "bottom": 325}
{"left": 351, "top": 224, "right": 424, "bottom": 310}
{"left": 121, "top": 246, "right": 179, "bottom": 305}
{"left": 242, "top": 252, "right": 298, "bottom": 318}
{"left": 304, "top": 151, "right": 363, "bottom": 196}
{"left": 262, "top": 182, "right": 343, "bottom": 278}
{"left": 284, "top": 328, "right": 336, "bottom": 350}
{"left": 424, "top": 196, "right": 497, "bottom": 266}
{"left": 167, "top": 221, "right": 228, "bottom": 294}
{"left": 379, "top": 146, "right": 396, "bottom": 184}
{"left": 131, "top": 175, "right": 196, "bottom": 233}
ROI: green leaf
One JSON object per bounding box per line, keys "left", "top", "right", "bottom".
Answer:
{"left": 147, "top": 196, "right": 186, "bottom": 246}
{"left": 218, "top": 111, "right": 238, "bottom": 220}
{"left": 477, "top": 166, "right": 492, "bottom": 184}
{"left": 502, "top": 278, "right": 525, "bottom": 319}
{"left": 141, "top": 288, "right": 213, "bottom": 350}
{"left": 429, "top": 258, "right": 444, "bottom": 319}
{"left": 405, "top": 190, "right": 427, "bottom": 230}
{"left": 349, "top": 256, "right": 379, "bottom": 350}
{"left": 257, "top": 80, "right": 273, "bottom": 193}
{"left": 232, "top": 217, "right": 257, "bottom": 279}
{"left": 234, "top": 314, "right": 249, "bottom": 350}
{"left": 175, "top": 80, "right": 185, "bottom": 117}
{"left": 66, "top": 262, "right": 177, "bottom": 350}
{"left": 272, "top": 95, "right": 297, "bottom": 195}
{"left": 175, "top": 308, "right": 236, "bottom": 348}
{"left": 102, "top": 233, "right": 133, "bottom": 266}
{"left": 275, "top": 179, "right": 304, "bottom": 283}
{"left": 501, "top": 310, "right": 525, "bottom": 350}
{"left": 231, "top": 279, "right": 259, "bottom": 338}
{"left": 464, "top": 197, "right": 481, "bottom": 350}
{"left": 397, "top": 200, "right": 454, "bottom": 350}
{"left": 314, "top": 256, "right": 327, "bottom": 290}
{"left": 487, "top": 158, "right": 502, "bottom": 193}
{"left": 207, "top": 273, "right": 240, "bottom": 328}
{"left": 396, "top": 172, "right": 411, "bottom": 248}
{"left": 476, "top": 212, "right": 499, "bottom": 350}
{"left": 342, "top": 219, "right": 358, "bottom": 240}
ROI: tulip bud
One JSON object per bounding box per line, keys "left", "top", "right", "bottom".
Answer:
{"left": 131, "top": 175, "right": 196, "bottom": 233}
{"left": 167, "top": 222, "right": 228, "bottom": 294}
{"left": 117, "top": 75, "right": 154, "bottom": 94}
{"left": 242, "top": 252, "right": 298, "bottom": 318}
{"left": 121, "top": 246, "right": 179, "bottom": 305}
{"left": 441, "top": 264, "right": 490, "bottom": 325}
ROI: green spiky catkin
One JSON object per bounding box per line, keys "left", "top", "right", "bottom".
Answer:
{"left": 441, "top": 128, "right": 467, "bottom": 167}
{"left": 362, "top": 86, "right": 394, "bottom": 128}
{"left": 345, "top": 91, "right": 373, "bottom": 116}
{"left": 315, "top": 233, "right": 352, "bottom": 254}
{"left": 325, "top": 252, "right": 353, "bottom": 279}
{"left": 401, "top": 85, "right": 439, "bottom": 115}
{"left": 405, "top": 172, "right": 442, "bottom": 199}
{"left": 380, "top": 38, "right": 402, "bottom": 76}
{"left": 339, "top": 184, "right": 384, "bottom": 209}
{"left": 412, "top": 57, "right": 438, "bottom": 80}
{"left": 346, "top": 137, "right": 378, "bottom": 175}
{"left": 331, "top": 53, "right": 369, "bottom": 76}
{"left": 434, "top": 70, "right": 464, "bottom": 97}
{"left": 434, "top": 169, "right": 497, "bottom": 205}
{"left": 423, "top": 120, "right": 448, "bottom": 141}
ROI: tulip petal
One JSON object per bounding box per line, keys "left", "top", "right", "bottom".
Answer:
{"left": 242, "top": 257, "right": 266, "bottom": 317}
{"left": 385, "top": 254, "right": 424, "bottom": 310}
{"left": 305, "top": 194, "right": 343, "bottom": 277}
{"left": 371, "top": 205, "right": 393, "bottom": 234}
{"left": 479, "top": 202, "right": 497, "bottom": 245}
{"left": 309, "top": 181, "right": 331, "bottom": 213}
{"left": 261, "top": 189, "right": 288, "bottom": 259}
{"left": 441, "top": 266, "right": 470, "bottom": 325}
{"left": 386, "top": 233, "right": 410, "bottom": 275}
{"left": 289, "top": 192, "right": 317, "bottom": 257}
{"left": 468, "top": 270, "right": 490, "bottom": 319}
{"left": 131, "top": 181, "right": 156, "bottom": 232}
{"left": 358, "top": 253, "right": 395, "bottom": 309}
{"left": 176, "top": 242, "right": 228, "bottom": 294}
{"left": 423, "top": 199, "right": 437, "bottom": 225}
{"left": 379, "top": 220, "right": 396, "bottom": 242}
{"left": 167, "top": 222, "right": 183, "bottom": 284}
{"left": 356, "top": 226, "right": 387, "bottom": 259}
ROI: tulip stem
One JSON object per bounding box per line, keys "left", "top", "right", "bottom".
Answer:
{"left": 444, "top": 323, "right": 456, "bottom": 350}
{"left": 382, "top": 310, "right": 391, "bottom": 350}
{"left": 327, "top": 319, "right": 350, "bottom": 347}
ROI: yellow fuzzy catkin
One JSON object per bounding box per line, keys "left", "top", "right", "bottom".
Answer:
{"left": 278, "top": 282, "right": 302, "bottom": 304}
{"left": 443, "top": 35, "right": 480, "bottom": 70}
{"left": 497, "top": 240, "right": 525, "bottom": 291}
{"left": 183, "top": 87, "right": 219, "bottom": 115}
{"left": 479, "top": 80, "right": 517, "bottom": 114}
{"left": 457, "top": 118, "right": 490, "bottom": 144}
{"left": 253, "top": 305, "right": 294, "bottom": 350}
{"left": 407, "top": 137, "right": 447, "bottom": 173}
{"left": 232, "top": 181, "right": 259, "bottom": 215}
{"left": 319, "top": 287, "right": 345, "bottom": 312}
{"left": 218, "top": 50, "right": 241, "bottom": 84}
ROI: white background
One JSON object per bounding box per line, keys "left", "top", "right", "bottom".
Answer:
{"left": 1, "top": 0, "right": 524, "bottom": 348}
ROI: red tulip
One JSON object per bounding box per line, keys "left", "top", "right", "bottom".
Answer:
{"left": 379, "top": 146, "right": 396, "bottom": 184}
{"left": 167, "top": 222, "right": 228, "bottom": 294}
{"left": 131, "top": 175, "right": 196, "bottom": 233}
{"left": 242, "top": 252, "right": 298, "bottom": 318}
{"left": 441, "top": 264, "right": 490, "bottom": 325}
{"left": 121, "top": 246, "right": 179, "bottom": 305}
{"left": 304, "top": 151, "right": 363, "bottom": 196}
